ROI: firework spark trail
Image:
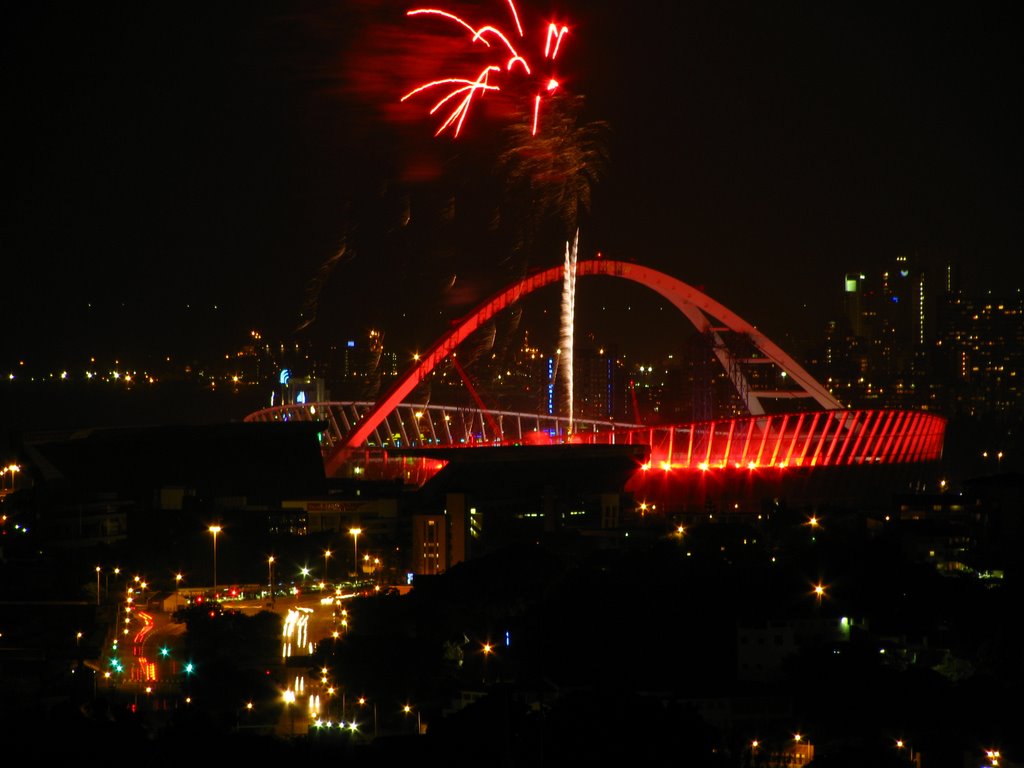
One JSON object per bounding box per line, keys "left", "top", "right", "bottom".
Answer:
{"left": 560, "top": 229, "right": 578, "bottom": 436}
{"left": 401, "top": 1, "right": 569, "bottom": 137}
{"left": 297, "top": 240, "right": 352, "bottom": 332}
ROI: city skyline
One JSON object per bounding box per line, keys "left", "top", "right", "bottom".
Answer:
{"left": 3, "top": 1, "right": 1021, "bottom": 369}
{"left": 3, "top": 6, "right": 1023, "bottom": 762}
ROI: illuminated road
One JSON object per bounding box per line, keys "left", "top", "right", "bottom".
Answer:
{"left": 97, "top": 585, "right": 374, "bottom": 733}
{"left": 231, "top": 588, "right": 366, "bottom": 735}
{"left": 128, "top": 610, "right": 156, "bottom": 683}
{"left": 109, "top": 607, "right": 186, "bottom": 687}
{"left": 232, "top": 586, "right": 363, "bottom": 650}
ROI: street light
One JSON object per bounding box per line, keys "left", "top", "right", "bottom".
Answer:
{"left": 283, "top": 688, "right": 296, "bottom": 736}
{"left": 349, "top": 528, "right": 362, "bottom": 578}
{"left": 482, "top": 641, "right": 495, "bottom": 683}
{"left": 367, "top": 555, "right": 381, "bottom": 583}
{"left": 2, "top": 463, "right": 19, "bottom": 492}
{"left": 323, "top": 549, "right": 332, "bottom": 583}
{"left": 813, "top": 583, "right": 826, "bottom": 607}
{"left": 403, "top": 704, "right": 421, "bottom": 735}
{"left": 96, "top": 566, "right": 102, "bottom": 606}
{"left": 268, "top": 557, "right": 275, "bottom": 604}
{"left": 209, "top": 525, "right": 222, "bottom": 597}
{"left": 895, "top": 739, "right": 920, "bottom": 764}
{"left": 358, "top": 696, "right": 378, "bottom": 738}
{"left": 982, "top": 451, "right": 1005, "bottom": 474}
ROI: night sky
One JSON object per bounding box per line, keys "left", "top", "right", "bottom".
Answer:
{"left": 4, "top": 1, "right": 1021, "bottom": 368}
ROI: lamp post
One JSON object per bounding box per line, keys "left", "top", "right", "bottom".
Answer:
{"left": 283, "top": 688, "right": 296, "bottom": 736}
{"left": 209, "top": 525, "right": 222, "bottom": 597}
{"left": 349, "top": 528, "right": 362, "bottom": 578}
{"left": 356, "top": 696, "right": 377, "bottom": 738}
{"left": 96, "top": 566, "right": 102, "bottom": 606}
{"left": 268, "top": 556, "right": 275, "bottom": 604}
{"left": 323, "top": 549, "right": 331, "bottom": 584}
{"left": 403, "top": 704, "right": 420, "bottom": 734}
{"left": 896, "top": 740, "right": 918, "bottom": 765}
{"left": 3, "top": 463, "right": 19, "bottom": 492}
{"left": 982, "top": 450, "right": 1005, "bottom": 474}
{"left": 482, "top": 641, "right": 495, "bottom": 683}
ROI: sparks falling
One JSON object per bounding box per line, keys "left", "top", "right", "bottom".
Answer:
{"left": 560, "top": 229, "right": 579, "bottom": 436}
{"left": 400, "top": 1, "right": 570, "bottom": 137}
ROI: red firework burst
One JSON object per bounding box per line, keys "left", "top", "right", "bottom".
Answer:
{"left": 400, "top": 0, "right": 569, "bottom": 138}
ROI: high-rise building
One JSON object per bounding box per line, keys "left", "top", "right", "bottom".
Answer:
{"left": 935, "top": 289, "right": 1024, "bottom": 415}
{"left": 829, "top": 257, "right": 1023, "bottom": 416}
{"left": 843, "top": 272, "right": 868, "bottom": 339}
{"left": 573, "top": 346, "right": 619, "bottom": 422}
{"left": 830, "top": 255, "right": 929, "bottom": 409}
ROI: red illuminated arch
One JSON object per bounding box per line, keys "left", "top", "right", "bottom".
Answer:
{"left": 325, "top": 259, "right": 842, "bottom": 474}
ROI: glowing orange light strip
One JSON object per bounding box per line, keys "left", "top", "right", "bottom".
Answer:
{"left": 704, "top": 421, "right": 717, "bottom": 466}
{"left": 784, "top": 413, "right": 805, "bottom": 466}
{"left": 834, "top": 410, "right": 861, "bottom": 466}
{"left": 769, "top": 414, "right": 789, "bottom": 467}
{"left": 799, "top": 412, "right": 821, "bottom": 466}
{"left": 907, "top": 417, "right": 924, "bottom": 462}
{"left": 868, "top": 410, "right": 897, "bottom": 462}
{"left": 928, "top": 415, "right": 945, "bottom": 459}
{"left": 822, "top": 410, "right": 849, "bottom": 466}
{"left": 850, "top": 409, "right": 879, "bottom": 464}
{"left": 740, "top": 418, "right": 756, "bottom": 466}
{"left": 897, "top": 412, "right": 916, "bottom": 462}
{"left": 722, "top": 419, "right": 738, "bottom": 467}
{"left": 923, "top": 414, "right": 943, "bottom": 460}
{"left": 911, "top": 412, "right": 930, "bottom": 461}
{"left": 879, "top": 410, "right": 907, "bottom": 462}
{"left": 755, "top": 416, "right": 772, "bottom": 467}
{"left": 898, "top": 411, "right": 923, "bottom": 463}
{"left": 914, "top": 415, "right": 935, "bottom": 462}
{"left": 809, "top": 411, "right": 833, "bottom": 466}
